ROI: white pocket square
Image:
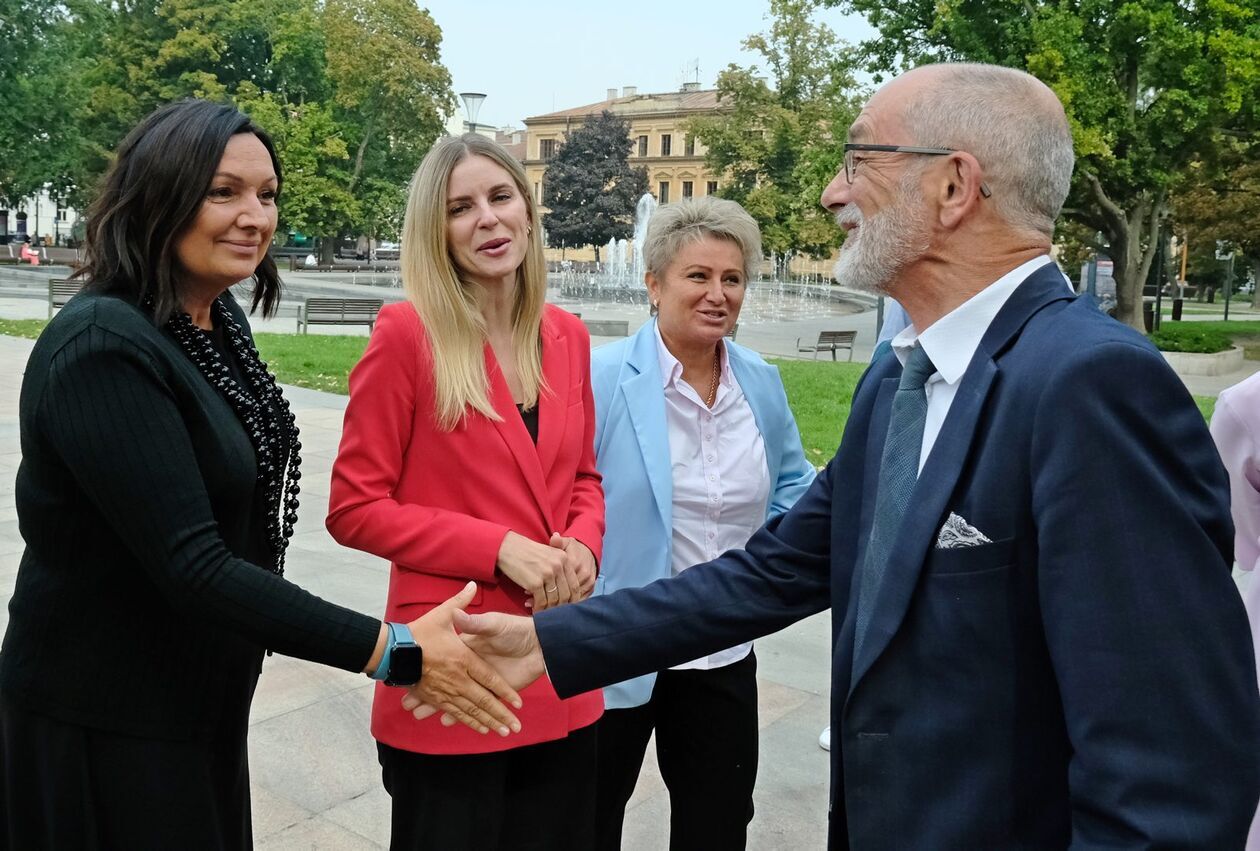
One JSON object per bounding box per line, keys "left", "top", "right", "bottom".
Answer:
{"left": 936, "top": 512, "right": 993, "bottom": 549}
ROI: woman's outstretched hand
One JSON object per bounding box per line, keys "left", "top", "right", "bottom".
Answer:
{"left": 398, "top": 582, "right": 524, "bottom": 736}
{"left": 402, "top": 609, "right": 547, "bottom": 727}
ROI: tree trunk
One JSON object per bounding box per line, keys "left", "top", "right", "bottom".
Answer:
{"left": 1085, "top": 173, "right": 1163, "bottom": 333}
{"left": 1252, "top": 256, "right": 1260, "bottom": 309}
{"left": 349, "top": 118, "right": 374, "bottom": 195}
{"left": 593, "top": 245, "right": 601, "bottom": 265}
{"left": 1112, "top": 233, "right": 1141, "bottom": 329}
{"left": 319, "top": 237, "right": 336, "bottom": 265}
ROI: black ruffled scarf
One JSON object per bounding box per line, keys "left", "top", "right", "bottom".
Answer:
{"left": 163, "top": 296, "right": 302, "bottom": 575}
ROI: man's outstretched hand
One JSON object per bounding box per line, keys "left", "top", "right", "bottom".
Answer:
{"left": 402, "top": 610, "right": 547, "bottom": 724}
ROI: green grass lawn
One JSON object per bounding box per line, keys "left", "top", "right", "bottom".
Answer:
{"left": 768, "top": 358, "right": 866, "bottom": 462}
{"left": 253, "top": 332, "right": 368, "bottom": 395}
{"left": 0, "top": 319, "right": 47, "bottom": 339}
{"left": 0, "top": 321, "right": 1225, "bottom": 431}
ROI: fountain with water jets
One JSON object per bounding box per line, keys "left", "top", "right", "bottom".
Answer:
{"left": 552, "top": 191, "right": 866, "bottom": 322}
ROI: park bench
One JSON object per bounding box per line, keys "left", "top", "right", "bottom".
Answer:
{"left": 796, "top": 329, "right": 856, "bottom": 361}
{"left": 286, "top": 256, "right": 398, "bottom": 274}
{"left": 296, "top": 297, "right": 384, "bottom": 334}
{"left": 48, "top": 278, "right": 82, "bottom": 317}
{"left": 582, "top": 318, "right": 629, "bottom": 337}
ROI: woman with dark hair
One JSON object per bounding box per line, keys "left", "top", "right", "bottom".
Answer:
{"left": 0, "top": 99, "right": 522, "bottom": 849}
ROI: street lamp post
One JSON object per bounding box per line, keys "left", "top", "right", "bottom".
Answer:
{"left": 1217, "top": 241, "right": 1236, "bottom": 322}
{"left": 459, "top": 92, "right": 487, "bottom": 135}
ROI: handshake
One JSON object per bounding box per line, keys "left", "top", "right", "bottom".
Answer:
{"left": 387, "top": 531, "right": 595, "bottom": 737}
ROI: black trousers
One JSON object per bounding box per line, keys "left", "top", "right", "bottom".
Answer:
{"left": 378, "top": 721, "right": 598, "bottom": 851}
{"left": 595, "top": 649, "right": 759, "bottom": 851}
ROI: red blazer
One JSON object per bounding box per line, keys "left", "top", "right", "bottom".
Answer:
{"left": 327, "top": 302, "right": 605, "bottom": 754}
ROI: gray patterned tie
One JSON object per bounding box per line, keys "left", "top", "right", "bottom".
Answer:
{"left": 852, "top": 343, "right": 935, "bottom": 674}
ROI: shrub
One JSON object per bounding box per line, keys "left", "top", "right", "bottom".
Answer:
{"left": 1148, "top": 326, "right": 1233, "bottom": 354}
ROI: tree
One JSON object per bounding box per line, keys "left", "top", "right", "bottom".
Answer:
{"left": 0, "top": 0, "right": 89, "bottom": 208}
{"left": 686, "top": 0, "right": 865, "bottom": 260}
{"left": 1, "top": 0, "right": 454, "bottom": 258}
{"left": 1172, "top": 140, "right": 1260, "bottom": 305}
{"left": 235, "top": 88, "right": 358, "bottom": 254}
{"left": 324, "top": 0, "right": 452, "bottom": 195}
{"left": 821, "top": 0, "right": 1260, "bottom": 331}
{"left": 542, "top": 111, "right": 648, "bottom": 263}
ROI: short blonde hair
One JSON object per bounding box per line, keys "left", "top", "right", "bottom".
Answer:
{"left": 400, "top": 134, "right": 548, "bottom": 430}
{"left": 642, "top": 196, "right": 762, "bottom": 284}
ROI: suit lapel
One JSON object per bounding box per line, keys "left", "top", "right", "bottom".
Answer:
{"left": 486, "top": 343, "right": 555, "bottom": 530}
{"left": 623, "top": 324, "right": 672, "bottom": 534}
{"left": 847, "top": 264, "right": 1072, "bottom": 694}
{"left": 730, "top": 351, "right": 780, "bottom": 479}
{"left": 848, "top": 359, "right": 998, "bottom": 693}
{"left": 536, "top": 321, "right": 567, "bottom": 477}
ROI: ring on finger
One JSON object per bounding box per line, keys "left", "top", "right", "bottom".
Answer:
{"left": 545, "top": 584, "right": 558, "bottom": 594}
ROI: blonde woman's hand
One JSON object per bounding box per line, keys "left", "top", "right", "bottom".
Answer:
{"left": 550, "top": 532, "right": 596, "bottom": 600}
{"left": 496, "top": 531, "right": 574, "bottom": 610}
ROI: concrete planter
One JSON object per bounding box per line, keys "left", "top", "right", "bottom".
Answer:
{"left": 1161, "top": 345, "right": 1245, "bottom": 377}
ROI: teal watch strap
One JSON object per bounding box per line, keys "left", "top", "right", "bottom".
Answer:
{"left": 371, "top": 623, "right": 396, "bottom": 682}
{"left": 388, "top": 621, "right": 417, "bottom": 650}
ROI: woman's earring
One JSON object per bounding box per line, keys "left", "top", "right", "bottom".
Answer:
{"left": 527, "top": 224, "right": 533, "bottom": 236}
{"left": 653, "top": 299, "right": 659, "bottom": 308}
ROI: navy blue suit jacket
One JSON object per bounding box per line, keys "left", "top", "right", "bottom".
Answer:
{"left": 536, "top": 264, "right": 1260, "bottom": 849}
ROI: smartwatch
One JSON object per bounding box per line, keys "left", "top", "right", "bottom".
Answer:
{"left": 374, "top": 622, "right": 423, "bottom": 687}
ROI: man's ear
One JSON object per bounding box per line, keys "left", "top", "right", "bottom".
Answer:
{"left": 937, "top": 152, "right": 987, "bottom": 228}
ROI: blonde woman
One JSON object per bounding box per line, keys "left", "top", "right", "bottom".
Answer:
{"left": 327, "top": 134, "right": 604, "bottom": 849}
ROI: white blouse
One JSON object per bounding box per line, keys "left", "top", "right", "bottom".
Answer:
{"left": 656, "top": 325, "right": 770, "bottom": 670}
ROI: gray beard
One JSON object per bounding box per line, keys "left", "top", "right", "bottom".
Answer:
{"left": 831, "top": 182, "right": 929, "bottom": 295}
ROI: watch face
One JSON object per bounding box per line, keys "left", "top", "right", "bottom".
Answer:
{"left": 385, "top": 644, "right": 422, "bottom": 687}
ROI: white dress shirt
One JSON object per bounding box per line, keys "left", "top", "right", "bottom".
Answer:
{"left": 890, "top": 255, "right": 1053, "bottom": 472}
{"left": 656, "top": 325, "right": 769, "bottom": 670}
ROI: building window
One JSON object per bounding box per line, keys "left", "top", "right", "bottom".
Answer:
{"left": 684, "top": 136, "right": 695, "bottom": 157}
{"left": 661, "top": 134, "right": 672, "bottom": 156}
{"left": 637, "top": 135, "right": 648, "bottom": 157}
{"left": 706, "top": 181, "right": 718, "bottom": 195}
{"left": 658, "top": 181, "right": 670, "bottom": 203}
{"left": 682, "top": 181, "right": 693, "bottom": 198}
{"left": 539, "top": 139, "right": 556, "bottom": 160}
{"left": 57, "top": 208, "right": 68, "bottom": 221}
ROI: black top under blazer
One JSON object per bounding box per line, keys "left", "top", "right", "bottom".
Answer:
{"left": 1, "top": 292, "right": 379, "bottom": 741}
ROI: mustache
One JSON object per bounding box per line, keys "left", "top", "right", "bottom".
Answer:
{"left": 833, "top": 206, "right": 863, "bottom": 228}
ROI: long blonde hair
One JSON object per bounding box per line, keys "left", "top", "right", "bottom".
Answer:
{"left": 401, "top": 134, "right": 548, "bottom": 430}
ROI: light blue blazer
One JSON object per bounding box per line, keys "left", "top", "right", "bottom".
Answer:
{"left": 591, "top": 319, "right": 816, "bottom": 709}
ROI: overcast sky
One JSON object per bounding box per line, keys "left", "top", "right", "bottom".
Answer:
{"left": 420, "top": 0, "right": 877, "bottom": 129}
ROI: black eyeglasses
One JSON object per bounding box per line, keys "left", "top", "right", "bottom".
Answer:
{"left": 843, "top": 143, "right": 993, "bottom": 198}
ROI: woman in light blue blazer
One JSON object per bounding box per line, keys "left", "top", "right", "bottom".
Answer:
{"left": 589, "top": 196, "right": 815, "bottom": 850}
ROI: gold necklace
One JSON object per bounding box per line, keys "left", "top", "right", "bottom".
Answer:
{"left": 705, "top": 348, "right": 720, "bottom": 408}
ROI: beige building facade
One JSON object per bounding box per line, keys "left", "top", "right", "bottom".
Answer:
{"left": 521, "top": 84, "right": 726, "bottom": 258}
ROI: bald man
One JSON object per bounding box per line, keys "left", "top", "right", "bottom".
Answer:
{"left": 424, "top": 64, "right": 1260, "bottom": 849}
